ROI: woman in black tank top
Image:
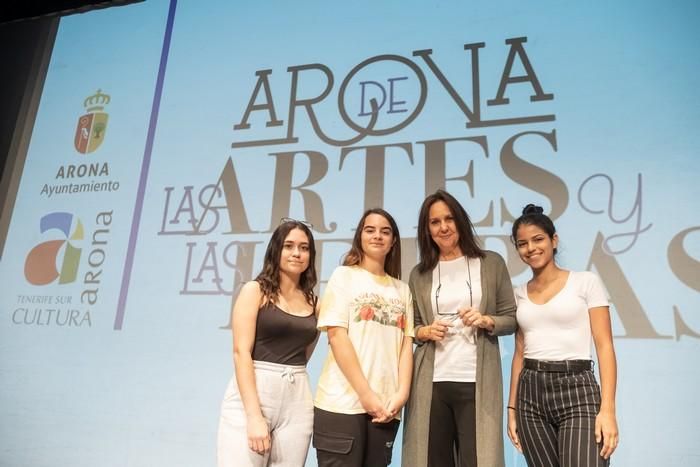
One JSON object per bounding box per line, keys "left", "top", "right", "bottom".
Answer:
{"left": 217, "top": 219, "right": 319, "bottom": 467}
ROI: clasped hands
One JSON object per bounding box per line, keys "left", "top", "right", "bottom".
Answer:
{"left": 424, "top": 307, "right": 495, "bottom": 341}
{"left": 247, "top": 388, "right": 407, "bottom": 455}
{"left": 360, "top": 389, "right": 406, "bottom": 423}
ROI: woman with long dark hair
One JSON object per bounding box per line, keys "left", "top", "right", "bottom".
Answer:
{"left": 313, "top": 208, "right": 414, "bottom": 467}
{"left": 507, "top": 204, "right": 619, "bottom": 466}
{"left": 403, "top": 190, "right": 517, "bottom": 467}
{"left": 218, "top": 219, "right": 319, "bottom": 467}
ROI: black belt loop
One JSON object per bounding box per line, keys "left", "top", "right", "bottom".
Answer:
{"left": 523, "top": 358, "right": 593, "bottom": 373}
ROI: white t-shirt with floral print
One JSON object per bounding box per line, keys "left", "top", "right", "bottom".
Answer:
{"left": 314, "top": 265, "right": 415, "bottom": 416}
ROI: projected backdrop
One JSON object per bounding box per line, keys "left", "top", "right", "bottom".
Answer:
{"left": 1, "top": 1, "right": 698, "bottom": 466}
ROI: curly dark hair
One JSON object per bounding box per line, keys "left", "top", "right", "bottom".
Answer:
{"left": 255, "top": 220, "right": 317, "bottom": 307}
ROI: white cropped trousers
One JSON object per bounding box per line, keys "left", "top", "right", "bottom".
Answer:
{"left": 217, "top": 360, "right": 314, "bottom": 467}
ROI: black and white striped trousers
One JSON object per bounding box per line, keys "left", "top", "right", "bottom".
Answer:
{"left": 516, "top": 361, "right": 609, "bottom": 467}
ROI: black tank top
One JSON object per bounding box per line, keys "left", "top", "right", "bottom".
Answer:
{"left": 252, "top": 302, "right": 318, "bottom": 366}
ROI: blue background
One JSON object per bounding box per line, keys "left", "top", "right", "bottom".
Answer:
{"left": 1, "top": 1, "right": 699, "bottom": 465}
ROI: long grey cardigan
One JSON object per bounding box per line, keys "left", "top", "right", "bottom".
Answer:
{"left": 401, "top": 250, "right": 517, "bottom": 467}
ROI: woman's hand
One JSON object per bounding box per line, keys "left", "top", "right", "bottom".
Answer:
{"left": 507, "top": 408, "right": 522, "bottom": 453}
{"left": 246, "top": 414, "right": 271, "bottom": 455}
{"left": 459, "top": 307, "right": 495, "bottom": 332}
{"left": 424, "top": 319, "right": 454, "bottom": 341}
{"left": 595, "top": 410, "right": 619, "bottom": 459}
{"left": 360, "top": 389, "right": 392, "bottom": 423}
{"left": 382, "top": 391, "right": 409, "bottom": 423}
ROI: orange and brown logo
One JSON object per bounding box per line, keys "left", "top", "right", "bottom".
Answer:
{"left": 24, "top": 212, "right": 83, "bottom": 285}
{"left": 74, "top": 89, "right": 110, "bottom": 154}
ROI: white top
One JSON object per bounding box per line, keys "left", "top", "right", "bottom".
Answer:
{"left": 515, "top": 270, "right": 609, "bottom": 361}
{"left": 315, "top": 266, "right": 414, "bottom": 416}
{"left": 431, "top": 256, "right": 482, "bottom": 382}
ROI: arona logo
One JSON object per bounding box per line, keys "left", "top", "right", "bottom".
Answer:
{"left": 24, "top": 212, "right": 84, "bottom": 285}
{"left": 74, "top": 89, "right": 110, "bottom": 154}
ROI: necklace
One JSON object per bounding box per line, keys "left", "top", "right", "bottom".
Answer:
{"left": 436, "top": 256, "right": 473, "bottom": 316}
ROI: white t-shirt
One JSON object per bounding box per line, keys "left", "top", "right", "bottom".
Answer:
{"left": 515, "top": 270, "right": 609, "bottom": 361}
{"left": 314, "top": 266, "right": 415, "bottom": 415}
{"left": 431, "top": 256, "right": 481, "bottom": 382}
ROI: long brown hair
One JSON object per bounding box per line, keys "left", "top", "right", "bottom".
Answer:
{"left": 343, "top": 208, "right": 402, "bottom": 279}
{"left": 416, "top": 190, "right": 484, "bottom": 273}
{"left": 255, "top": 220, "right": 317, "bottom": 306}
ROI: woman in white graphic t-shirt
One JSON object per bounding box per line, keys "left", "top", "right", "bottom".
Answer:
{"left": 313, "top": 208, "right": 415, "bottom": 467}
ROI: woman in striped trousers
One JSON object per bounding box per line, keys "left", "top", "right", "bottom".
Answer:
{"left": 506, "top": 205, "right": 619, "bottom": 466}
